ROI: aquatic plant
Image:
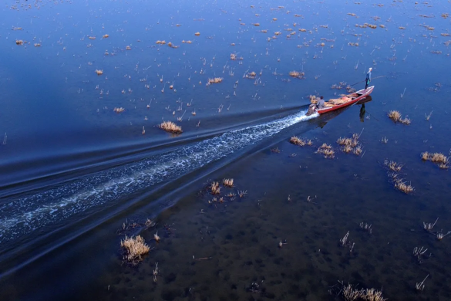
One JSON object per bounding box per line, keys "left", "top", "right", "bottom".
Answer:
{"left": 290, "top": 136, "right": 307, "bottom": 146}
{"left": 158, "top": 121, "right": 182, "bottom": 134}
{"left": 120, "top": 235, "right": 150, "bottom": 263}
{"left": 113, "top": 107, "right": 125, "bottom": 113}
{"left": 421, "top": 151, "right": 429, "bottom": 161}
{"left": 359, "top": 222, "right": 372, "bottom": 234}
{"left": 388, "top": 110, "right": 401, "bottom": 122}
{"left": 430, "top": 153, "right": 448, "bottom": 164}
{"left": 394, "top": 179, "right": 414, "bottom": 194}
{"left": 153, "top": 262, "right": 159, "bottom": 282}
{"left": 222, "top": 178, "right": 234, "bottom": 188}
{"left": 208, "top": 77, "right": 223, "bottom": 84}
{"left": 415, "top": 274, "right": 429, "bottom": 291}
{"left": 288, "top": 71, "right": 305, "bottom": 78}
{"left": 436, "top": 230, "right": 451, "bottom": 241}
{"left": 423, "top": 217, "right": 438, "bottom": 231}
{"left": 210, "top": 181, "right": 221, "bottom": 195}
{"left": 421, "top": 152, "right": 449, "bottom": 169}
{"left": 95, "top": 69, "right": 103, "bottom": 75}
{"left": 353, "top": 146, "right": 362, "bottom": 156}
{"left": 153, "top": 231, "right": 160, "bottom": 242}
{"left": 238, "top": 190, "right": 247, "bottom": 198}
{"left": 339, "top": 282, "right": 387, "bottom": 301}
{"left": 385, "top": 160, "right": 402, "bottom": 172}
{"left": 316, "top": 143, "right": 335, "bottom": 158}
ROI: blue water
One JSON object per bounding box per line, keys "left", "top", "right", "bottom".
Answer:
{"left": 1, "top": 0, "right": 451, "bottom": 300}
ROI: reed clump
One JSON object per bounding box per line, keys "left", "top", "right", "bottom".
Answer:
{"left": 391, "top": 175, "right": 414, "bottom": 194}
{"left": 340, "top": 283, "right": 387, "bottom": 301}
{"left": 222, "top": 178, "right": 234, "bottom": 188}
{"left": 121, "top": 235, "right": 150, "bottom": 263}
{"left": 208, "top": 77, "right": 223, "bottom": 84}
{"left": 289, "top": 71, "right": 305, "bottom": 79}
{"left": 159, "top": 121, "right": 182, "bottom": 134}
{"left": 337, "top": 133, "right": 362, "bottom": 155}
{"left": 388, "top": 110, "right": 411, "bottom": 125}
{"left": 290, "top": 136, "right": 312, "bottom": 146}
{"left": 210, "top": 181, "right": 221, "bottom": 195}
{"left": 316, "top": 143, "right": 335, "bottom": 158}
{"left": 385, "top": 160, "right": 402, "bottom": 172}
{"left": 421, "top": 152, "right": 449, "bottom": 169}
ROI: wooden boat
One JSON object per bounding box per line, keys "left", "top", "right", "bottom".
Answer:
{"left": 307, "top": 86, "right": 374, "bottom": 116}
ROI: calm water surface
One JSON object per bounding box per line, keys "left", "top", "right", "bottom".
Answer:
{"left": 1, "top": 0, "right": 451, "bottom": 300}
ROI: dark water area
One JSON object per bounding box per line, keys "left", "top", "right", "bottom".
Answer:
{"left": 1, "top": 0, "right": 451, "bottom": 300}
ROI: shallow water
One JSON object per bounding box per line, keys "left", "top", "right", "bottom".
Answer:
{"left": 1, "top": 0, "right": 451, "bottom": 300}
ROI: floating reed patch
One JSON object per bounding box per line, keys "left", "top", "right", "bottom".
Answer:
{"left": 208, "top": 77, "right": 223, "bottom": 84}
{"left": 421, "top": 152, "right": 449, "bottom": 169}
{"left": 316, "top": 143, "right": 335, "bottom": 158}
{"left": 337, "top": 133, "right": 362, "bottom": 155}
{"left": 95, "top": 69, "right": 103, "bottom": 75}
{"left": 385, "top": 160, "right": 402, "bottom": 172}
{"left": 389, "top": 173, "right": 414, "bottom": 194}
{"left": 288, "top": 71, "right": 305, "bottom": 79}
{"left": 222, "top": 178, "right": 234, "bottom": 188}
{"left": 394, "top": 180, "right": 414, "bottom": 194}
{"left": 338, "top": 283, "right": 387, "bottom": 301}
{"left": 210, "top": 181, "right": 221, "bottom": 195}
{"left": 289, "top": 136, "right": 312, "bottom": 146}
{"left": 121, "top": 235, "right": 150, "bottom": 263}
{"left": 158, "top": 121, "right": 182, "bottom": 134}
{"left": 388, "top": 110, "right": 411, "bottom": 125}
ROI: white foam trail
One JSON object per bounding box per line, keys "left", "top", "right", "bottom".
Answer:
{"left": 0, "top": 111, "right": 317, "bottom": 243}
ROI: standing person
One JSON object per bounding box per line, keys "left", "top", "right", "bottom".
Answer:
{"left": 365, "top": 67, "right": 372, "bottom": 89}
{"left": 316, "top": 96, "right": 325, "bottom": 109}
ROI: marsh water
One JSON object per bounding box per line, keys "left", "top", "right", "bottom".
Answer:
{"left": 1, "top": 0, "right": 451, "bottom": 300}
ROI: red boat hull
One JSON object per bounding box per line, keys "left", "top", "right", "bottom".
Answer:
{"left": 317, "top": 86, "right": 374, "bottom": 115}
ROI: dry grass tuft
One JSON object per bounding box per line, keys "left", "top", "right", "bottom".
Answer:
{"left": 208, "top": 77, "right": 223, "bottom": 84}
{"left": 421, "top": 152, "right": 429, "bottom": 161}
{"left": 388, "top": 110, "right": 401, "bottom": 122}
{"left": 430, "top": 153, "right": 448, "bottom": 164}
{"left": 353, "top": 146, "right": 362, "bottom": 156}
{"left": 316, "top": 144, "right": 334, "bottom": 158}
{"left": 395, "top": 180, "right": 414, "bottom": 194}
{"left": 210, "top": 181, "right": 221, "bottom": 195}
{"left": 337, "top": 134, "right": 362, "bottom": 155}
{"left": 388, "top": 110, "right": 411, "bottom": 125}
{"left": 222, "top": 178, "right": 234, "bottom": 188}
{"left": 386, "top": 160, "right": 402, "bottom": 172}
{"left": 121, "top": 235, "right": 150, "bottom": 263}
{"left": 158, "top": 121, "right": 182, "bottom": 134}
{"left": 340, "top": 283, "right": 387, "bottom": 301}
{"left": 288, "top": 71, "right": 305, "bottom": 78}
{"left": 290, "top": 136, "right": 307, "bottom": 146}
{"left": 421, "top": 152, "right": 449, "bottom": 169}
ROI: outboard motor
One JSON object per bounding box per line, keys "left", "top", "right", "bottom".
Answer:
{"left": 306, "top": 103, "right": 317, "bottom": 116}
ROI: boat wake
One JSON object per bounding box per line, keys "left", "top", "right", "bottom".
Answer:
{"left": 0, "top": 110, "right": 317, "bottom": 245}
